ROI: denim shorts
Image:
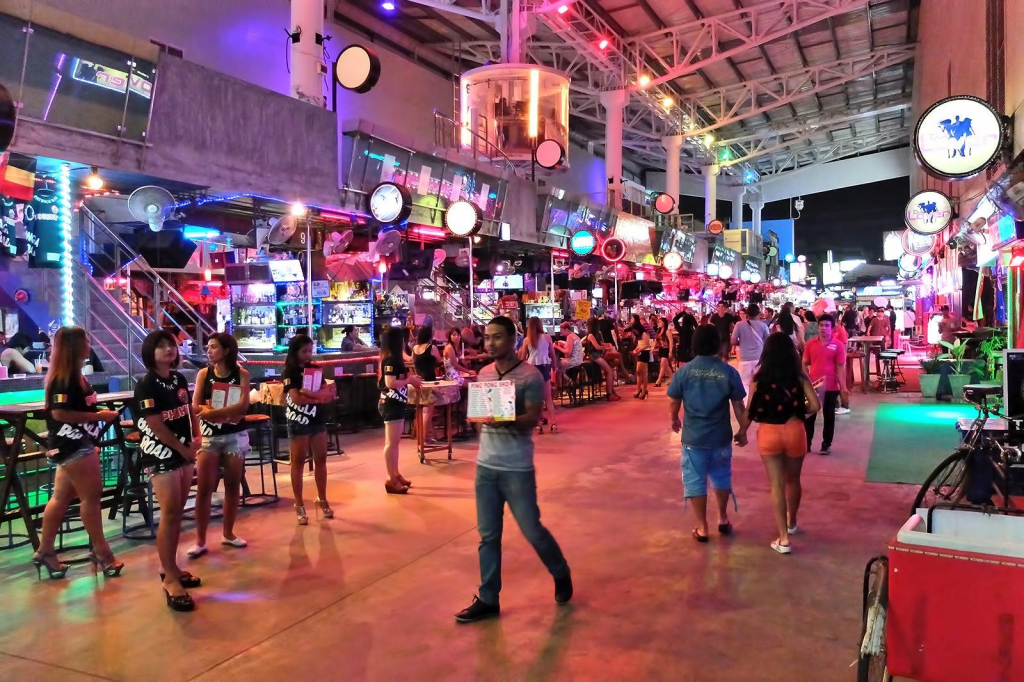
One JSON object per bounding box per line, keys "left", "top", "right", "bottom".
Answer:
{"left": 286, "top": 422, "right": 326, "bottom": 438}
{"left": 47, "top": 443, "right": 96, "bottom": 468}
{"left": 681, "top": 444, "right": 733, "bottom": 497}
{"left": 201, "top": 430, "right": 250, "bottom": 458}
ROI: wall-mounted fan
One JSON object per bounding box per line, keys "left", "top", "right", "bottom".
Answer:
{"left": 265, "top": 215, "right": 299, "bottom": 246}
{"left": 0, "top": 83, "right": 16, "bottom": 153}
{"left": 128, "top": 185, "right": 175, "bottom": 232}
{"left": 432, "top": 248, "right": 446, "bottom": 269}
{"left": 375, "top": 229, "right": 402, "bottom": 258}
{"left": 322, "top": 230, "right": 354, "bottom": 258}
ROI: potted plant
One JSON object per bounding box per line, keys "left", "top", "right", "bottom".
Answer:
{"left": 978, "top": 334, "right": 1007, "bottom": 381}
{"left": 939, "top": 339, "right": 972, "bottom": 402}
{"left": 918, "top": 356, "right": 941, "bottom": 399}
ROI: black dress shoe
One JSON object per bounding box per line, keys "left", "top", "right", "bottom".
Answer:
{"left": 455, "top": 596, "right": 500, "bottom": 623}
{"left": 554, "top": 571, "right": 573, "bottom": 605}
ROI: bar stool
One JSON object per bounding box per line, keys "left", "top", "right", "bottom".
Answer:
{"left": 120, "top": 431, "right": 157, "bottom": 540}
{"left": 332, "top": 374, "right": 359, "bottom": 434}
{"left": 0, "top": 448, "right": 48, "bottom": 551}
{"left": 241, "top": 414, "right": 279, "bottom": 507}
{"left": 879, "top": 350, "right": 905, "bottom": 393}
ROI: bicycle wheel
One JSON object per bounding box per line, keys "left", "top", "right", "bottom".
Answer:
{"left": 858, "top": 556, "right": 891, "bottom": 682}
{"left": 911, "top": 450, "right": 968, "bottom": 515}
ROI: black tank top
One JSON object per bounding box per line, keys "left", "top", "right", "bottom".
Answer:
{"left": 750, "top": 379, "right": 805, "bottom": 425}
{"left": 199, "top": 365, "right": 245, "bottom": 436}
{"left": 414, "top": 346, "right": 438, "bottom": 381}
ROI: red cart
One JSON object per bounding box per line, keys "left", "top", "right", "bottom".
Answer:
{"left": 859, "top": 508, "right": 1024, "bottom": 681}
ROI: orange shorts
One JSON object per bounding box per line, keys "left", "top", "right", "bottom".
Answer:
{"left": 756, "top": 419, "right": 807, "bottom": 458}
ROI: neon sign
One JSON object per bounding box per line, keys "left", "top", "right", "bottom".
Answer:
{"left": 71, "top": 57, "right": 153, "bottom": 99}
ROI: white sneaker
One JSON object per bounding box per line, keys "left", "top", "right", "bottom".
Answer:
{"left": 186, "top": 544, "right": 207, "bottom": 558}
{"left": 835, "top": 407, "right": 851, "bottom": 415}
{"left": 787, "top": 524, "right": 799, "bottom": 535}
{"left": 771, "top": 539, "right": 792, "bottom": 554}
{"left": 221, "top": 536, "right": 248, "bottom": 548}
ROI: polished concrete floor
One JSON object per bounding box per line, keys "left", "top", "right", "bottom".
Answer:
{"left": 0, "top": 387, "right": 917, "bottom": 681}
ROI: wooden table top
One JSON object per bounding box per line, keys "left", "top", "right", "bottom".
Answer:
{"left": 0, "top": 391, "right": 135, "bottom": 416}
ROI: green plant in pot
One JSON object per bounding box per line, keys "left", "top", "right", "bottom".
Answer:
{"left": 939, "top": 339, "right": 972, "bottom": 402}
{"left": 918, "top": 356, "right": 942, "bottom": 400}
{"left": 978, "top": 334, "right": 1007, "bottom": 381}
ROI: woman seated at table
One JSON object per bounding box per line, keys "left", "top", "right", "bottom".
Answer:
{"left": 134, "top": 329, "right": 202, "bottom": 612}
{"left": 413, "top": 326, "right": 443, "bottom": 442}
{"left": 34, "top": 326, "right": 122, "bottom": 580}
{"left": 585, "top": 318, "right": 620, "bottom": 401}
{"left": 554, "top": 321, "right": 584, "bottom": 390}
{"left": 340, "top": 325, "right": 369, "bottom": 352}
{"left": 1, "top": 332, "right": 36, "bottom": 374}
{"left": 188, "top": 332, "right": 251, "bottom": 559}
{"left": 443, "top": 328, "right": 477, "bottom": 378}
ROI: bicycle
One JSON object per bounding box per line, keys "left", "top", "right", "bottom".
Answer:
{"left": 911, "top": 383, "right": 1024, "bottom": 515}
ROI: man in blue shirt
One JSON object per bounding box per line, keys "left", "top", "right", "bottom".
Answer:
{"left": 731, "top": 303, "right": 770, "bottom": 395}
{"left": 667, "top": 324, "right": 749, "bottom": 542}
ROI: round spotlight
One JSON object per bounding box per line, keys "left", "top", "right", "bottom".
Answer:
{"left": 557, "top": 4, "right": 569, "bottom": 13}
{"left": 784, "top": 253, "right": 795, "bottom": 263}
{"left": 740, "top": 270, "right": 751, "bottom": 282}
{"left": 771, "top": 277, "right": 782, "bottom": 286}
{"left": 797, "top": 254, "right": 806, "bottom": 263}
{"left": 750, "top": 272, "right": 762, "bottom": 284}
{"left": 719, "top": 264, "right": 733, "bottom": 280}
{"left": 85, "top": 166, "right": 103, "bottom": 191}
{"left": 381, "top": 1, "right": 396, "bottom": 11}
{"left": 598, "top": 39, "right": 609, "bottom": 50}
{"left": 638, "top": 74, "right": 651, "bottom": 87}
{"left": 291, "top": 202, "right": 307, "bottom": 217}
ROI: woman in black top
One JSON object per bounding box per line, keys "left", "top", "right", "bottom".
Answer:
{"left": 653, "top": 317, "right": 673, "bottom": 387}
{"left": 412, "top": 326, "right": 443, "bottom": 444}
{"left": 379, "top": 326, "right": 421, "bottom": 494}
{"left": 134, "top": 330, "right": 202, "bottom": 611}
{"left": 630, "top": 318, "right": 651, "bottom": 400}
{"left": 585, "top": 317, "right": 619, "bottom": 402}
{"left": 35, "top": 326, "right": 121, "bottom": 580}
{"left": 735, "top": 332, "right": 820, "bottom": 555}
{"left": 283, "top": 334, "right": 334, "bottom": 525}
{"left": 188, "top": 333, "right": 251, "bottom": 558}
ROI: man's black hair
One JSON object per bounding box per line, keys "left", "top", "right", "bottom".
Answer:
{"left": 487, "top": 315, "right": 516, "bottom": 338}
{"left": 692, "top": 324, "right": 720, "bottom": 356}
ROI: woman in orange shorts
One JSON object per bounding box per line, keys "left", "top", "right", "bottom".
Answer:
{"left": 737, "top": 332, "right": 820, "bottom": 554}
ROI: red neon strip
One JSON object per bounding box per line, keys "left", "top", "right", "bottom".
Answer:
{"left": 242, "top": 356, "right": 378, "bottom": 367}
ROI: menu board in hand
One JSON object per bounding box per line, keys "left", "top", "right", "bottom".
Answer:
{"left": 302, "top": 367, "right": 323, "bottom": 392}
{"left": 210, "top": 382, "right": 243, "bottom": 409}
{"left": 467, "top": 380, "right": 516, "bottom": 423}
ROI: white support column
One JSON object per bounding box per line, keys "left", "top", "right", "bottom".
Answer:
{"left": 290, "top": 0, "right": 326, "bottom": 106}
{"left": 732, "top": 187, "right": 746, "bottom": 229}
{"left": 662, "top": 135, "right": 684, "bottom": 214}
{"left": 751, "top": 198, "right": 764, "bottom": 237}
{"left": 702, "top": 164, "right": 720, "bottom": 227}
{"left": 600, "top": 89, "right": 629, "bottom": 206}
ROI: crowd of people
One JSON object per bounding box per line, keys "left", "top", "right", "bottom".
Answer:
{"left": 31, "top": 298, "right": 867, "bottom": 617}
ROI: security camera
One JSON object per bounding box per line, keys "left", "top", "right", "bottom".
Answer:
{"left": 794, "top": 198, "right": 805, "bottom": 211}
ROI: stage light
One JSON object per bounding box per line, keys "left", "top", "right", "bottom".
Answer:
{"left": 719, "top": 264, "right": 733, "bottom": 280}
{"left": 785, "top": 253, "right": 795, "bottom": 263}
{"left": 719, "top": 148, "right": 732, "bottom": 161}
{"left": 797, "top": 255, "right": 806, "bottom": 263}
{"left": 381, "top": 1, "right": 396, "bottom": 11}
{"left": 703, "top": 133, "right": 715, "bottom": 146}
{"left": 750, "top": 272, "right": 762, "bottom": 284}
{"left": 291, "top": 202, "right": 307, "bottom": 217}
{"left": 557, "top": 4, "right": 568, "bottom": 13}
{"left": 378, "top": 261, "right": 388, "bottom": 274}
{"left": 740, "top": 270, "right": 751, "bottom": 282}
{"left": 662, "top": 97, "right": 673, "bottom": 110}
{"left": 473, "top": 235, "right": 481, "bottom": 244}
{"left": 85, "top": 166, "right": 103, "bottom": 191}
{"left": 598, "top": 39, "right": 609, "bottom": 50}
{"left": 638, "top": 74, "right": 650, "bottom": 88}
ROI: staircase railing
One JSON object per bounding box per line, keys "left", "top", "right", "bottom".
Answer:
{"left": 417, "top": 274, "right": 500, "bottom": 328}
{"left": 79, "top": 204, "right": 218, "bottom": 351}
{"left": 75, "top": 259, "right": 145, "bottom": 378}
{"left": 433, "top": 111, "right": 520, "bottom": 179}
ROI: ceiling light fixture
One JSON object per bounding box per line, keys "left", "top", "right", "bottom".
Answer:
{"left": 598, "top": 39, "right": 609, "bottom": 50}
{"left": 85, "top": 166, "right": 103, "bottom": 190}
{"left": 557, "top": 4, "right": 568, "bottom": 13}
{"left": 291, "top": 201, "right": 307, "bottom": 217}
{"left": 638, "top": 74, "right": 651, "bottom": 88}
{"left": 381, "top": 1, "right": 396, "bottom": 11}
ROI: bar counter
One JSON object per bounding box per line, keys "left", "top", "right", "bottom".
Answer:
{"left": 238, "top": 349, "right": 379, "bottom": 382}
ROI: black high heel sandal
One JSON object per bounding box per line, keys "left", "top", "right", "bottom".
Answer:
{"left": 89, "top": 552, "right": 125, "bottom": 578}
{"left": 32, "top": 551, "right": 69, "bottom": 580}
{"left": 641, "top": 390, "right": 649, "bottom": 400}
{"left": 160, "top": 571, "right": 202, "bottom": 588}
{"left": 163, "top": 588, "right": 195, "bottom": 612}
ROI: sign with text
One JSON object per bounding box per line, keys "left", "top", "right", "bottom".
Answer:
{"left": 904, "top": 190, "right": 953, "bottom": 235}
{"left": 914, "top": 95, "right": 1005, "bottom": 180}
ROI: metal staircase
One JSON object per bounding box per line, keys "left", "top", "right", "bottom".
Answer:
{"left": 75, "top": 205, "right": 219, "bottom": 383}
{"left": 415, "top": 273, "right": 499, "bottom": 332}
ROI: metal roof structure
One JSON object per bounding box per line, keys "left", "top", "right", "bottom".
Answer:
{"left": 334, "top": 0, "right": 917, "bottom": 182}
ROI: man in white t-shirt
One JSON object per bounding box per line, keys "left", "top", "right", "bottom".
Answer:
{"left": 731, "top": 303, "right": 770, "bottom": 395}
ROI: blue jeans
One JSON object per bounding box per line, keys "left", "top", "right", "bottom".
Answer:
{"left": 476, "top": 465, "right": 569, "bottom": 606}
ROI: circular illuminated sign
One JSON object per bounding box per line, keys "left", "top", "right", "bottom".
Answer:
{"left": 335, "top": 45, "right": 382, "bottom": 93}
{"left": 368, "top": 182, "right": 411, "bottom": 224}
{"left": 654, "top": 193, "right": 675, "bottom": 215}
{"left": 897, "top": 252, "right": 924, "bottom": 274}
{"left": 719, "top": 264, "right": 733, "bottom": 280}
{"left": 570, "top": 230, "right": 596, "bottom": 256}
{"left": 750, "top": 272, "right": 762, "bottom": 284}
{"left": 902, "top": 228, "right": 937, "bottom": 256}
{"left": 535, "top": 139, "right": 566, "bottom": 170}
{"left": 766, "top": 244, "right": 778, "bottom": 258}
{"left": 914, "top": 95, "right": 1005, "bottom": 180}
{"left": 707, "top": 219, "right": 724, "bottom": 235}
{"left": 445, "top": 200, "right": 482, "bottom": 237}
{"left": 662, "top": 251, "right": 683, "bottom": 272}
{"left": 904, "top": 189, "right": 953, "bottom": 235}
{"left": 600, "top": 236, "right": 626, "bottom": 263}
{"left": 739, "top": 270, "right": 751, "bottom": 282}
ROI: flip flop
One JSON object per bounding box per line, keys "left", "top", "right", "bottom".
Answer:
{"left": 718, "top": 522, "right": 733, "bottom": 536}
{"left": 692, "top": 528, "right": 709, "bottom": 543}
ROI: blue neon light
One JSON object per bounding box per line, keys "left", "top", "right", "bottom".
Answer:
{"left": 182, "top": 226, "right": 221, "bottom": 240}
